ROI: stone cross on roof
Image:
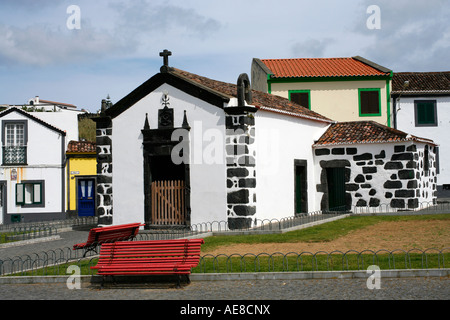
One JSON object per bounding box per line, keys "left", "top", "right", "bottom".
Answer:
{"left": 159, "top": 49, "right": 172, "bottom": 73}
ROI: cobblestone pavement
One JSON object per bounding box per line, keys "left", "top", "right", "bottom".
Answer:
{"left": 0, "top": 277, "right": 448, "bottom": 300}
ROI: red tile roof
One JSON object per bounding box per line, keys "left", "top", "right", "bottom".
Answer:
{"left": 392, "top": 72, "right": 450, "bottom": 93}
{"left": 261, "top": 56, "right": 391, "bottom": 79}
{"left": 314, "top": 121, "right": 435, "bottom": 146}
{"left": 67, "top": 140, "right": 96, "bottom": 153}
{"left": 38, "top": 99, "right": 77, "bottom": 108}
{"left": 171, "top": 68, "right": 333, "bottom": 123}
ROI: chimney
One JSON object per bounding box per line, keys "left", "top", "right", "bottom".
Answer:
{"left": 101, "top": 99, "right": 107, "bottom": 113}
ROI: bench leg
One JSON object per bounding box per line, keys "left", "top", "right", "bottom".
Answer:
{"left": 83, "top": 246, "right": 98, "bottom": 258}
{"left": 99, "top": 275, "right": 115, "bottom": 288}
{"left": 175, "top": 274, "right": 190, "bottom": 288}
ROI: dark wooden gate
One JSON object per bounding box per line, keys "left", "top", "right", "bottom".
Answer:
{"left": 151, "top": 180, "right": 187, "bottom": 226}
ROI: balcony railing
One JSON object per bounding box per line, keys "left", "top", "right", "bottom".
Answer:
{"left": 2, "top": 146, "right": 27, "bottom": 165}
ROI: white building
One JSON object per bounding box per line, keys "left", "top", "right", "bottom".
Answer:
{"left": 0, "top": 96, "right": 88, "bottom": 224}
{"left": 392, "top": 72, "right": 450, "bottom": 198}
{"left": 0, "top": 107, "right": 67, "bottom": 224}
{"left": 94, "top": 53, "right": 437, "bottom": 230}
{"left": 1, "top": 96, "right": 84, "bottom": 145}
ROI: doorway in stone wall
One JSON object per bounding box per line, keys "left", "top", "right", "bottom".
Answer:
{"left": 326, "top": 167, "right": 346, "bottom": 211}
{"left": 141, "top": 106, "right": 191, "bottom": 229}
{"left": 149, "top": 155, "right": 187, "bottom": 226}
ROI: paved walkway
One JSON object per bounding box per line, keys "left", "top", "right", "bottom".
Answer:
{"left": 0, "top": 229, "right": 90, "bottom": 260}
{"left": 0, "top": 277, "right": 448, "bottom": 301}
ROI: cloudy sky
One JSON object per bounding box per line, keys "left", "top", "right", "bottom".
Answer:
{"left": 0, "top": 0, "right": 449, "bottom": 112}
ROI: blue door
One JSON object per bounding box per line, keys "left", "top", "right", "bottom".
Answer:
{"left": 78, "top": 179, "right": 95, "bottom": 216}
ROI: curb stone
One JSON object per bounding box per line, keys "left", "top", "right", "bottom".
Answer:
{"left": 1, "top": 268, "right": 448, "bottom": 285}
{"left": 0, "top": 235, "right": 61, "bottom": 249}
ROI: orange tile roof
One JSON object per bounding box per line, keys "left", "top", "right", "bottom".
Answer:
{"left": 261, "top": 57, "right": 391, "bottom": 79}
{"left": 314, "top": 121, "right": 435, "bottom": 146}
{"left": 38, "top": 99, "right": 77, "bottom": 108}
{"left": 67, "top": 140, "right": 96, "bottom": 153}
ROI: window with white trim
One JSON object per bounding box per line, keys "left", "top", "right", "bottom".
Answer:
{"left": 2, "top": 120, "right": 27, "bottom": 165}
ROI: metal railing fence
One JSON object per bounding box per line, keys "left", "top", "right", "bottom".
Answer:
{"left": 0, "top": 247, "right": 448, "bottom": 276}
{"left": 0, "top": 216, "right": 98, "bottom": 232}
{"left": 195, "top": 247, "right": 449, "bottom": 273}
{"left": 0, "top": 226, "right": 58, "bottom": 244}
{"left": 0, "top": 216, "right": 98, "bottom": 244}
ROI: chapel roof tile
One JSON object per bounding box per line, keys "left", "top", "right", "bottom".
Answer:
{"left": 259, "top": 56, "right": 391, "bottom": 78}
{"left": 170, "top": 68, "right": 333, "bottom": 123}
{"left": 314, "top": 121, "right": 435, "bottom": 146}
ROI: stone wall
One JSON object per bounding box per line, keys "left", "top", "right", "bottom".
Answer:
{"left": 314, "top": 143, "right": 437, "bottom": 212}
{"left": 225, "top": 113, "right": 256, "bottom": 229}
{"left": 94, "top": 117, "right": 113, "bottom": 225}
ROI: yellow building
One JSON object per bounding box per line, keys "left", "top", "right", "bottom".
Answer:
{"left": 66, "top": 140, "right": 97, "bottom": 217}
{"left": 251, "top": 56, "right": 393, "bottom": 127}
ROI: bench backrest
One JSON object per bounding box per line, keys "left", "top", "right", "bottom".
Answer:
{"left": 96, "top": 239, "right": 205, "bottom": 268}
{"left": 85, "top": 223, "right": 144, "bottom": 246}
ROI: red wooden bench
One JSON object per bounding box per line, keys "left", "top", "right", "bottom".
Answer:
{"left": 91, "top": 239, "right": 204, "bottom": 287}
{"left": 73, "top": 223, "right": 145, "bottom": 257}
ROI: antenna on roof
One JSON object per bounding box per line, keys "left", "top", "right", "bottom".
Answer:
{"left": 403, "top": 80, "right": 409, "bottom": 89}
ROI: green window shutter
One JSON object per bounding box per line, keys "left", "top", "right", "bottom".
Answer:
{"left": 16, "top": 183, "right": 24, "bottom": 205}
{"left": 16, "top": 182, "right": 43, "bottom": 205}
{"left": 415, "top": 100, "right": 437, "bottom": 126}
{"left": 417, "top": 102, "right": 435, "bottom": 124}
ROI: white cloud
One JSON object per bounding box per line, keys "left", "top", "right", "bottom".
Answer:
{"left": 352, "top": 0, "right": 450, "bottom": 71}
{"left": 291, "top": 38, "right": 336, "bottom": 58}
{"left": 109, "top": 1, "right": 223, "bottom": 56}
{"left": 0, "top": 20, "right": 132, "bottom": 66}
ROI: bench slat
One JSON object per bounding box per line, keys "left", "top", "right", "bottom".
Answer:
{"left": 73, "top": 223, "right": 144, "bottom": 252}
{"left": 91, "top": 239, "right": 204, "bottom": 277}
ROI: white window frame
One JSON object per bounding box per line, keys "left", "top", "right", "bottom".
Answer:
{"left": 2, "top": 120, "right": 28, "bottom": 165}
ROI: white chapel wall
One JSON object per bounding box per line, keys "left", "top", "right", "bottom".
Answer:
{"left": 111, "top": 83, "right": 227, "bottom": 226}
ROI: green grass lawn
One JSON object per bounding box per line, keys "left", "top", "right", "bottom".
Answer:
{"left": 7, "top": 214, "right": 450, "bottom": 276}
{"left": 0, "top": 230, "right": 38, "bottom": 244}
{"left": 200, "top": 214, "right": 450, "bottom": 252}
